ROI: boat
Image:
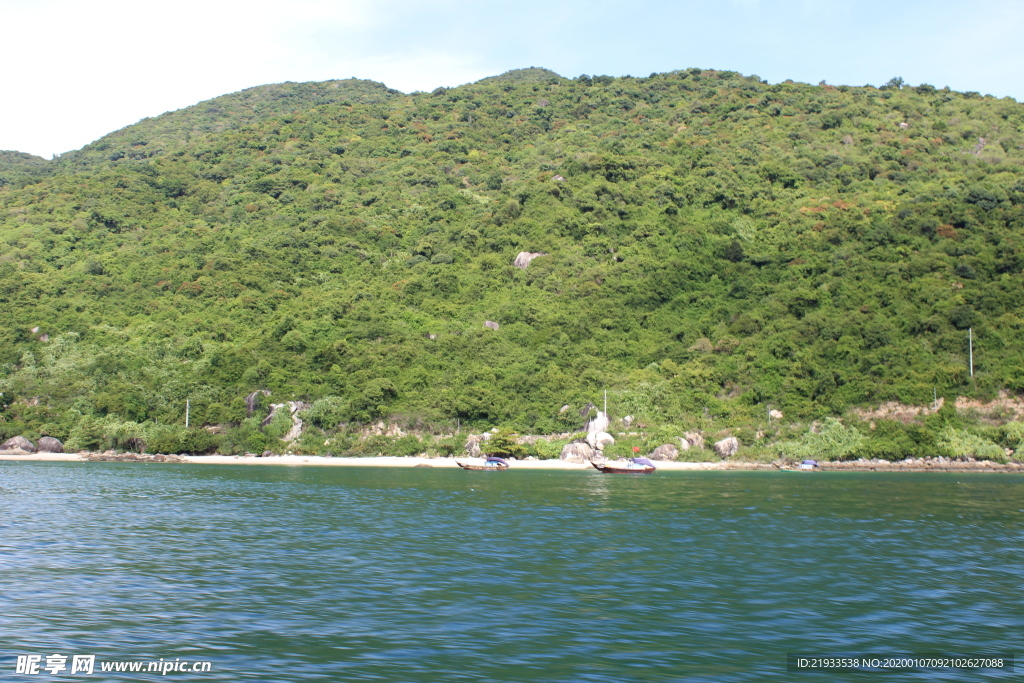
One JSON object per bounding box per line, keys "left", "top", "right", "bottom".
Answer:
{"left": 590, "top": 457, "right": 656, "bottom": 474}
{"left": 776, "top": 459, "right": 820, "bottom": 472}
{"left": 456, "top": 456, "right": 509, "bottom": 471}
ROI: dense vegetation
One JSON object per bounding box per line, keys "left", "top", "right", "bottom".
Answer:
{"left": 2, "top": 67, "right": 1024, "bottom": 455}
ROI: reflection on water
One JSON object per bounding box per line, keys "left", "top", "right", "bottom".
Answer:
{"left": 2, "top": 463, "right": 1022, "bottom": 682}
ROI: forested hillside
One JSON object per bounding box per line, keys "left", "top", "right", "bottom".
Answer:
{"left": 2, "top": 67, "right": 1024, "bottom": 454}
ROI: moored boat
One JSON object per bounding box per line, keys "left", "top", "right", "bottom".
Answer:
{"left": 456, "top": 456, "right": 510, "bottom": 471}
{"left": 590, "top": 457, "right": 656, "bottom": 474}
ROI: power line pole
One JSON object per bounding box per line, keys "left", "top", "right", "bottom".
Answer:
{"left": 969, "top": 328, "right": 974, "bottom": 378}
{"left": 186, "top": 398, "right": 190, "bottom": 428}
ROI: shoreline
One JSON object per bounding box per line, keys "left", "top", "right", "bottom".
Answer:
{"left": 2, "top": 451, "right": 1023, "bottom": 472}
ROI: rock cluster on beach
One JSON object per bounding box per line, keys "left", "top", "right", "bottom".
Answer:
{"left": 0, "top": 435, "right": 64, "bottom": 454}
{"left": 560, "top": 411, "right": 617, "bottom": 463}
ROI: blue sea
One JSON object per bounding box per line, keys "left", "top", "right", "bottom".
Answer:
{"left": 2, "top": 462, "right": 1021, "bottom": 681}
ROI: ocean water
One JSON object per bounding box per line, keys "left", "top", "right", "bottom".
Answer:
{"left": 1, "top": 462, "right": 1021, "bottom": 681}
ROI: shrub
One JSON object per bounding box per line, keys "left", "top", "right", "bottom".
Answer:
{"left": 393, "top": 435, "right": 423, "bottom": 456}
{"left": 483, "top": 429, "right": 528, "bottom": 459}
{"left": 262, "top": 407, "right": 294, "bottom": 439}
{"left": 219, "top": 417, "right": 269, "bottom": 454}
{"left": 65, "top": 417, "right": 111, "bottom": 452}
{"left": 529, "top": 437, "right": 567, "bottom": 460}
{"left": 431, "top": 436, "right": 459, "bottom": 457}
{"left": 937, "top": 427, "right": 1007, "bottom": 462}
{"left": 302, "top": 396, "right": 349, "bottom": 430}
{"left": 603, "top": 434, "right": 650, "bottom": 459}
{"left": 179, "top": 428, "right": 219, "bottom": 454}
{"left": 1000, "top": 421, "right": 1024, "bottom": 453}
{"left": 853, "top": 420, "right": 943, "bottom": 461}
{"left": 776, "top": 418, "right": 865, "bottom": 461}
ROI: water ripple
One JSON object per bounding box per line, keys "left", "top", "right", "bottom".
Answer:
{"left": 1, "top": 463, "right": 1021, "bottom": 681}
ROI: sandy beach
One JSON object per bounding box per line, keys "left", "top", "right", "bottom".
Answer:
{"left": 3, "top": 451, "right": 1023, "bottom": 472}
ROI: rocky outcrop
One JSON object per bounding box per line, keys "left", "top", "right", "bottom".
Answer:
{"left": 512, "top": 251, "right": 548, "bottom": 269}
{"left": 713, "top": 436, "right": 740, "bottom": 458}
{"left": 586, "top": 431, "right": 615, "bottom": 451}
{"left": 1, "top": 436, "right": 36, "bottom": 453}
{"left": 586, "top": 411, "right": 610, "bottom": 435}
{"left": 650, "top": 444, "right": 679, "bottom": 461}
{"left": 621, "top": 415, "right": 634, "bottom": 427}
{"left": 769, "top": 409, "right": 783, "bottom": 420}
{"left": 37, "top": 436, "right": 64, "bottom": 453}
{"left": 484, "top": 320, "right": 500, "bottom": 331}
{"left": 684, "top": 431, "right": 705, "bottom": 450}
{"left": 245, "top": 390, "right": 271, "bottom": 417}
{"left": 676, "top": 438, "right": 690, "bottom": 451}
{"left": 261, "top": 401, "right": 309, "bottom": 442}
{"left": 360, "top": 421, "right": 406, "bottom": 437}
{"left": 560, "top": 442, "right": 595, "bottom": 463}
{"left": 464, "top": 435, "right": 483, "bottom": 457}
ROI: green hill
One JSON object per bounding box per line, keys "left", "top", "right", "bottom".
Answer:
{"left": 2, "top": 67, "right": 1023, "bottom": 454}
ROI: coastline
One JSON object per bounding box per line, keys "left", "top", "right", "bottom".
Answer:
{"left": 2, "top": 451, "right": 1023, "bottom": 472}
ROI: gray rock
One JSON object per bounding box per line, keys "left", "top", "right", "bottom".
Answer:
{"left": 37, "top": 436, "right": 64, "bottom": 453}
{"left": 684, "top": 431, "right": 705, "bottom": 450}
{"left": 484, "top": 320, "right": 500, "bottom": 331}
{"left": 769, "top": 409, "right": 783, "bottom": 420}
{"left": 512, "top": 251, "right": 548, "bottom": 269}
{"left": 621, "top": 415, "right": 634, "bottom": 427}
{"left": 245, "top": 390, "right": 271, "bottom": 417}
{"left": 560, "top": 442, "right": 595, "bottom": 463}
{"left": 676, "top": 438, "right": 690, "bottom": 451}
{"left": 586, "top": 431, "right": 615, "bottom": 451}
{"left": 586, "top": 411, "right": 610, "bottom": 435}
{"left": 650, "top": 444, "right": 679, "bottom": 461}
{"left": 1, "top": 435, "right": 36, "bottom": 453}
{"left": 713, "top": 437, "right": 740, "bottom": 459}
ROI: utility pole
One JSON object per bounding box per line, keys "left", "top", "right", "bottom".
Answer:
{"left": 186, "top": 398, "right": 190, "bottom": 428}
{"left": 969, "top": 328, "right": 974, "bottom": 377}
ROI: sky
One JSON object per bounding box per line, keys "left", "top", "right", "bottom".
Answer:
{"left": 2, "top": 0, "right": 1022, "bottom": 158}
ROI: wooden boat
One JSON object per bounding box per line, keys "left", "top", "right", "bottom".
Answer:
{"left": 590, "top": 457, "right": 656, "bottom": 474}
{"left": 456, "top": 457, "right": 509, "bottom": 471}
{"left": 775, "top": 459, "right": 820, "bottom": 472}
